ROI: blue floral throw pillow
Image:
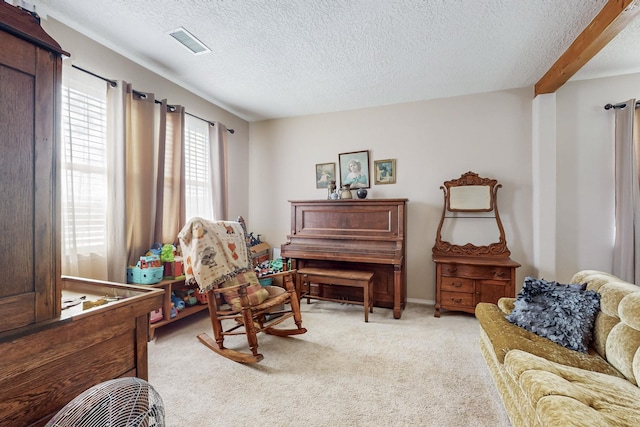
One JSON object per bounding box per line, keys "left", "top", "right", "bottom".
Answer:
{"left": 506, "top": 277, "right": 600, "bottom": 353}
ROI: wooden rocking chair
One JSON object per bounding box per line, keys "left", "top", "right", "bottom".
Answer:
{"left": 198, "top": 269, "right": 306, "bottom": 363}
{"left": 178, "top": 216, "right": 306, "bottom": 363}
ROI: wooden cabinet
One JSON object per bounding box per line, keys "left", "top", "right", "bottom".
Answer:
{"left": 433, "top": 255, "right": 519, "bottom": 317}
{"left": 0, "top": 3, "right": 67, "bottom": 333}
{"left": 0, "top": 277, "right": 162, "bottom": 426}
{"left": 0, "top": 5, "right": 163, "bottom": 425}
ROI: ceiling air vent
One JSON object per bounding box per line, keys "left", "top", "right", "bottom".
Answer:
{"left": 168, "top": 27, "right": 211, "bottom": 55}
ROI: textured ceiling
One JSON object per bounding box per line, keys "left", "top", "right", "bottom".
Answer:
{"left": 27, "top": 0, "right": 639, "bottom": 121}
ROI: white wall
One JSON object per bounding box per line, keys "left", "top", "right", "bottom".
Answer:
{"left": 532, "top": 94, "right": 557, "bottom": 279}
{"left": 249, "top": 89, "right": 535, "bottom": 301}
{"left": 41, "top": 12, "right": 639, "bottom": 299}
{"left": 555, "top": 72, "right": 640, "bottom": 282}
{"left": 40, "top": 17, "right": 251, "bottom": 220}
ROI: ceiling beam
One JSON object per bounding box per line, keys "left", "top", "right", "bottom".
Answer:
{"left": 535, "top": 0, "right": 640, "bottom": 95}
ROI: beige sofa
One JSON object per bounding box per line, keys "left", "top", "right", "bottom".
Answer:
{"left": 476, "top": 270, "right": 640, "bottom": 426}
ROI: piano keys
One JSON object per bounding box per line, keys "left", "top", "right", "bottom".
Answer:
{"left": 281, "top": 199, "right": 407, "bottom": 319}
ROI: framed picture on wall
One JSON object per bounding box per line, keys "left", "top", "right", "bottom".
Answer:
{"left": 374, "top": 159, "right": 396, "bottom": 184}
{"left": 315, "top": 162, "right": 336, "bottom": 188}
{"left": 339, "top": 150, "right": 370, "bottom": 189}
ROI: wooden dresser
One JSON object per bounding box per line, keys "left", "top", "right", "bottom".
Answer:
{"left": 432, "top": 172, "right": 519, "bottom": 317}
{"left": 281, "top": 198, "right": 407, "bottom": 318}
{"left": 433, "top": 255, "right": 519, "bottom": 317}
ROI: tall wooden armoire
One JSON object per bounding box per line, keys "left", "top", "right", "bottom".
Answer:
{"left": 0, "top": 5, "right": 163, "bottom": 426}
{"left": 0, "top": 0, "right": 67, "bottom": 333}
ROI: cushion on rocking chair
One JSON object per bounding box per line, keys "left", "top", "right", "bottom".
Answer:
{"left": 220, "top": 271, "right": 269, "bottom": 310}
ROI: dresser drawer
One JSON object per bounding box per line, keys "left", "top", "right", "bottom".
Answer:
{"left": 441, "top": 277, "right": 474, "bottom": 293}
{"left": 440, "top": 263, "right": 511, "bottom": 280}
{"left": 440, "top": 291, "right": 474, "bottom": 308}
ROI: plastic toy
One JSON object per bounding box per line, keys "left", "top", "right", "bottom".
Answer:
{"left": 136, "top": 254, "right": 162, "bottom": 269}
{"left": 175, "top": 289, "right": 198, "bottom": 306}
{"left": 146, "top": 243, "right": 163, "bottom": 256}
{"left": 170, "top": 303, "right": 178, "bottom": 318}
{"left": 170, "top": 292, "right": 185, "bottom": 311}
{"left": 150, "top": 308, "right": 163, "bottom": 323}
{"left": 247, "top": 232, "right": 261, "bottom": 246}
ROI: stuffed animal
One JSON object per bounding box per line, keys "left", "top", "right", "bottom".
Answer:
{"left": 170, "top": 292, "right": 185, "bottom": 311}
{"left": 161, "top": 244, "right": 175, "bottom": 262}
{"left": 175, "top": 289, "right": 197, "bottom": 306}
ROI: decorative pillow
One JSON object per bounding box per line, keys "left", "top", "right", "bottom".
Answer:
{"left": 506, "top": 277, "right": 600, "bottom": 353}
{"left": 220, "top": 271, "right": 269, "bottom": 311}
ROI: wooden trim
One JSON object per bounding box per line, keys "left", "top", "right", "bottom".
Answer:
{"left": 0, "top": 2, "right": 69, "bottom": 56}
{"left": 535, "top": 0, "right": 640, "bottom": 95}
{"left": 136, "top": 315, "right": 149, "bottom": 380}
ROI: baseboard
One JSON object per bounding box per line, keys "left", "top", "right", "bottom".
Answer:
{"left": 406, "top": 298, "right": 435, "bottom": 306}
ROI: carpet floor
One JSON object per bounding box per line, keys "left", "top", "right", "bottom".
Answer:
{"left": 148, "top": 301, "right": 511, "bottom": 426}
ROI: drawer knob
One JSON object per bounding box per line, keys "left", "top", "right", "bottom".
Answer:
{"left": 494, "top": 271, "right": 504, "bottom": 277}
{"left": 447, "top": 267, "right": 458, "bottom": 273}
{"left": 453, "top": 282, "right": 463, "bottom": 287}
{"left": 451, "top": 298, "right": 462, "bottom": 303}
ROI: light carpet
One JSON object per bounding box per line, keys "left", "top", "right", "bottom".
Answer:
{"left": 148, "top": 301, "right": 510, "bottom": 426}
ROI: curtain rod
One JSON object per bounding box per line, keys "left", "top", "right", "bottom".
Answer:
{"left": 71, "top": 64, "right": 234, "bottom": 134}
{"left": 603, "top": 100, "right": 640, "bottom": 110}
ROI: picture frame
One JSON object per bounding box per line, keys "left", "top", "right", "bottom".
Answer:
{"left": 374, "top": 159, "right": 396, "bottom": 184}
{"left": 338, "top": 150, "right": 370, "bottom": 189}
{"left": 315, "top": 162, "right": 336, "bottom": 189}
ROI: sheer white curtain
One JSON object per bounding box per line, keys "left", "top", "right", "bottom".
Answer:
{"left": 613, "top": 99, "right": 640, "bottom": 283}
{"left": 60, "top": 66, "right": 110, "bottom": 279}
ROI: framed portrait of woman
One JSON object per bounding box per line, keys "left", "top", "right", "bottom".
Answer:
{"left": 338, "top": 150, "right": 370, "bottom": 189}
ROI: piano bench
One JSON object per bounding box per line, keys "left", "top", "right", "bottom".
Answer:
{"left": 296, "top": 267, "right": 374, "bottom": 322}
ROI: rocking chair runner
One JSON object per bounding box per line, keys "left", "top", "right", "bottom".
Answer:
{"left": 178, "top": 216, "right": 306, "bottom": 363}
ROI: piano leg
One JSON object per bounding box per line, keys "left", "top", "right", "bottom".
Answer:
{"left": 393, "top": 265, "right": 402, "bottom": 319}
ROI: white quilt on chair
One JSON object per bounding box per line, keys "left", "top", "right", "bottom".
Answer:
{"left": 178, "top": 217, "right": 252, "bottom": 293}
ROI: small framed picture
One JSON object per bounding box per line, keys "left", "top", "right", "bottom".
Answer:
{"left": 315, "top": 162, "right": 336, "bottom": 189}
{"left": 338, "top": 150, "right": 370, "bottom": 189}
{"left": 374, "top": 159, "right": 396, "bottom": 184}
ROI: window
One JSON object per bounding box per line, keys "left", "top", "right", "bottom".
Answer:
{"left": 184, "top": 114, "right": 213, "bottom": 219}
{"left": 60, "top": 71, "right": 108, "bottom": 276}
{"left": 60, "top": 68, "right": 220, "bottom": 278}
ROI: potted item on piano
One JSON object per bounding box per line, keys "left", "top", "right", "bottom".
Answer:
{"left": 327, "top": 180, "right": 337, "bottom": 199}
{"left": 340, "top": 184, "right": 353, "bottom": 199}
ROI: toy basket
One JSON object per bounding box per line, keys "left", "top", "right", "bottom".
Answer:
{"left": 127, "top": 266, "right": 164, "bottom": 285}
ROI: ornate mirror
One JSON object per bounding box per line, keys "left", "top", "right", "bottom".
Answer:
{"left": 433, "top": 171, "right": 510, "bottom": 257}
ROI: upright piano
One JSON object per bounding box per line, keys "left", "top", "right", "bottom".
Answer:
{"left": 281, "top": 199, "right": 407, "bottom": 319}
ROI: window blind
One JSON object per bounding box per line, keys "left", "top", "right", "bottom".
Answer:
{"left": 60, "top": 80, "right": 108, "bottom": 256}
{"left": 184, "top": 114, "right": 213, "bottom": 219}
